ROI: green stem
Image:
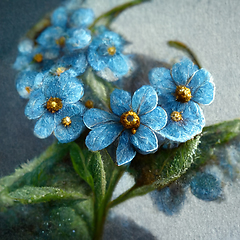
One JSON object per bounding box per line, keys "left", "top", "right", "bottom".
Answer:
{"left": 93, "top": 167, "right": 126, "bottom": 240}
{"left": 167, "top": 40, "right": 202, "bottom": 68}
{"left": 89, "top": 0, "right": 150, "bottom": 30}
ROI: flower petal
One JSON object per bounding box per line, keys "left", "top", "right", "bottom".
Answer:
{"left": 83, "top": 108, "right": 119, "bottom": 129}
{"left": 110, "top": 89, "right": 131, "bottom": 116}
{"left": 160, "top": 101, "right": 205, "bottom": 142}
{"left": 54, "top": 102, "right": 86, "bottom": 123}
{"left": 140, "top": 106, "right": 167, "bottom": 133}
{"left": 54, "top": 115, "right": 85, "bottom": 143}
{"left": 148, "top": 67, "right": 176, "bottom": 104}
{"left": 66, "top": 28, "right": 91, "bottom": 51}
{"left": 192, "top": 81, "right": 215, "bottom": 105}
{"left": 51, "top": 7, "right": 67, "bottom": 28}
{"left": 34, "top": 112, "right": 56, "bottom": 138}
{"left": 116, "top": 130, "right": 136, "bottom": 166}
{"left": 130, "top": 124, "right": 158, "bottom": 154}
{"left": 108, "top": 53, "right": 129, "bottom": 77}
{"left": 132, "top": 85, "right": 158, "bottom": 115}
{"left": 69, "top": 8, "right": 95, "bottom": 28}
{"left": 171, "top": 58, "right": 196, "bottom": 86}
{"left": 58, "top": 74, "right": 84, "bottom": 103}
{"left": 188, "top": 69, "right": 215, "bottom": 105}
{"left": 25, "top": 89, "right": 46, "bottom": 119}
{"left": 85, "top": 123, "right": 123, "bottom": 151}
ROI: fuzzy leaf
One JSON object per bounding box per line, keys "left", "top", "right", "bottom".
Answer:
{"left": 9, "top": 186, "right": 87, "bottom": 204}
{"left": 70, "top": 142, "right": 106, "bottom": 207}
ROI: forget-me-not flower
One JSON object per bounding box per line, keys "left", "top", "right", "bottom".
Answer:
{"left": 83, "top": 85, "right": 167, "bottom": 165}
{"left": 148, "top": 58, "right": 214, "bottom": 142}
{"left": 25, "top": 70, "right": 84, "bottom": 139}
{"left": 87, "top": 29, "right": 130, "bottom": 80}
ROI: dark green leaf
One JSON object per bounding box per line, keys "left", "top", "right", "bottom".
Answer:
{"left": 109, "top": 137, "right": 200, "bottom": 207}
{"left": 9, "top": 186, "right": 87, "bottom": 204}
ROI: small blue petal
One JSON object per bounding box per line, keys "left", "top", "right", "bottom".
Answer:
{"left": 33, "top": 72, "right": 44, "bottom": 89}
{"left": 108, "top": 53, "right": 129, "bottom": 77}
{"left": 55, "top": 102, "right": 86, "bottom": 123}
{"left": 13, "top": 54, "right": 32, "bottom": 71}
{"left": 36, "top": 26, "right": 64, "bottom": 47}
{"left": 58, "top": 52, "right": 88, "bottom": 76}
{"left": 51, "top": 7, "right": 67, "bottom": 28}
{"left": 58, "top": 75, "right": 84, "bottom": 103}
{"left": 140, "top": 106, "right": 167, "bottom": 133}
{"left": 110, "top": 89, "right": 131, "bottom": 116}
{"left": 83, "top": 108, "right": 119, "bottom": 129}
{"left": 116, "top": 130, "right": 136, "bottom": 166}
{"left": 190, "top": 173, "right": 222, "bottom": 201}
{"left": 16, "top": 71, "right": 38, "bottom": 98}
{"left": 87, "top": 46, "right": 107, "bottom": 71}
{"left": 189, "top": 69, "right": 215, "bottom": 105}
{"left": 18, "top": 39, "right": 34, "bottom": 54}
{"left": 54, "top": 115, "right": 85, "bottom": 143}
{"left": 132, "top": 85, "right": 158, "bottom": 115}
{"left": 34, "top": 112, "right": 56, "bottom": 138}
{"left": 25, "top": 89, "right": 46, "bottom": 119}
{"left": 85, "top": 123, "right": 123, "bottom": 151}
{"left": 171, "top": 58, "right": 196, "bottom": 86}
{"left": 65, "top": 28, "right": 91, "bottom": 51}
{"left": 70, "top": 8, "right": 95, "bottom": 28}
{"left": 131, "top": 124, "right": 158, "bottom": 154}
{"left": 148, "top": 67, "right": 176, "bottom": 104}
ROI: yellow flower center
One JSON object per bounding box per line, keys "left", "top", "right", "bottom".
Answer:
{"left": 175, "top": 85, "right": 192, "bottom": 103}
{"left": 120, "top": 110, "right": 140, "bottom": 134}
{"left": 33, "top": 53, "right": 43, "bottom": 63}
{"left": 25, "top": 86, "right": 32, "bottom": 94}
{"left": 107, "top": 46, "right": 116, "bottom": 56}
{"left": 56, "top": 36, "right": 66, "bottom": 47}
{"left": 85, "top": 100, "right": 94, "bottom": 109}
{"left": 62, "top": 116, "right": 72, "bottom": 126}
{"left": 171, "top": 111, "right": 183, "bottom": 122}
{"left": 46, "top": 97, "right": 63, "bottom": 113}
{"left": 55, "top": 67, "right": 66, "bottom": 76}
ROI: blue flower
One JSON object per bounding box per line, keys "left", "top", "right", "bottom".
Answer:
{"left": 36, "top": 26, "right": 65, "bottom": 48}
{"left": 83, "top": 85, "right": 167, "bottom": 165}
{"left": 13, "top": 43, "right": 59, "bottom": 71}
{"left": 69, "top": 8, "right": 95, "bottom": 28}
{"left": 53, "top": 51, "right": 88, "bottom": 77}
{"left": 65, "top": 28, "right": 91, "bottom": 52}
{"left": 54, "top": 102, "right": 86, "bottom": 143}
{"left": 87, "top": 29, "right": 130, "bottom": 80}
{"left": 16, "top": 70, "right": 38, "bottom": 99}
{"left": 51, "top": 7, "right": 68, "bottom": 28}
{"left": 25, "top": 70, "right": 84, "bottom": 139}
{"left": 158, "top": 101, "right": 205, "bottom": 142}
{"left": 149, "top": 58, "right": 215, "bottom": 107}
{"left": 149, "top": 58, "right": 214, "bottom": 142}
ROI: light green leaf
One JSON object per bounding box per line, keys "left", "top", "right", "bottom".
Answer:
{"left": 9, "top": 186, "right": 87, "bottom": 204}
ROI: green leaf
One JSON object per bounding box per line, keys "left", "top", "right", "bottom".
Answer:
{"left": 70, "top": 142, "right": 106, "bottom": 206}
{"left": 9, "top": 186, "right": 87, "bottom": 204}
{"left": 194, "top": 119, "right": 240, "bottom": 168}
{"left": 109, "top": 137, "right": 200, "bottom": 208}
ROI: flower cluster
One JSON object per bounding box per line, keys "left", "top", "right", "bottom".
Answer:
{"left": 14, "top": 3, "right": 215, "bottom": 165}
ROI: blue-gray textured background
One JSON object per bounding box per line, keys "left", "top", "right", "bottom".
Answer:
{"left": 1, "top": 0, "right": 240, "bottom": 239}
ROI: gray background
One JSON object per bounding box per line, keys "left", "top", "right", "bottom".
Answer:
{"left": 1, "top": 0, "right": 240, "bottom": 239}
